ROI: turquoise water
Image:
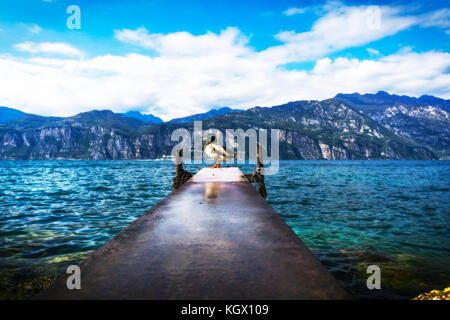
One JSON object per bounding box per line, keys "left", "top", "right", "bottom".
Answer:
{"left": 0, "top": 160, "right": 449, "bottom": 299}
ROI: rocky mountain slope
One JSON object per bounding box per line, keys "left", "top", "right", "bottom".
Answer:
{"left": 0, "top": 98, "right": 440, "bottom": 160}
{"left": 200, "top": 99, "right": 436, "bottom": 160}
{"left": 336, "top": 91, "right": 450, "bottom": 113}
{"left": 336, "top": 92, "right": 450, "bottom": 158}
{"left": 0, "top": 111, "right": 165, "bottom": 160}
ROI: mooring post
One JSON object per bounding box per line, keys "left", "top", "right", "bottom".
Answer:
{"left": 245, "top": 144, "right": 267, "bottom": 198}
{"left": 171, "top": 149, "right": 193, "bottom": 191}
{"left": 172, "top": 146, "right": 266, "bottom": 198}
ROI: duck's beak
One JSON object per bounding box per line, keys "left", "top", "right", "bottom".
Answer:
{"left": 202, "top": 137, "right": 208, "bottom": 141}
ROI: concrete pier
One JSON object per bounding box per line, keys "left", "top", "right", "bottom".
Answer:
{"left": 38, "top": 167, "right": 349, "bottom": 299}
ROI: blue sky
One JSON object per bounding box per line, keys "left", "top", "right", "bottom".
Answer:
{"left": 0, "top": 0, "right": 448, "bottom": 120}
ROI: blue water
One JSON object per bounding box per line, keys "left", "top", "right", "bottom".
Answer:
{"left": 0, "top": 160, "right": 449, "bottom": 299}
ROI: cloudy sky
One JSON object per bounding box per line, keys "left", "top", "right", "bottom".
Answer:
{"left": 0, "top": 0, "right": 449, "bottom": 120}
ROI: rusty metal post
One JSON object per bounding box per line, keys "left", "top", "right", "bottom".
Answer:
{"left": 171, "top": 149, "right": 192, "bottom": 191}
{"left": 245, "top": 144, "right": 267, "bottom": 198}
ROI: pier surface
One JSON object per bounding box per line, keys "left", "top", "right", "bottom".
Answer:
{"left": 38, "top": 167, "right": 349, "bottom": 299}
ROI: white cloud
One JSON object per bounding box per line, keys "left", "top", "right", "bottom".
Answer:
{"left": 419, "top": 8, "right": 450, "bottom": 29}
{"left": 261, "top": 5, "right": 417, "bottom": 64}
{"left": 283, "top": 1, "right": 348, "bottom": 17}
{"left": 0, "top": 48, "right": 448, "bottom": 121}
{"left": 320, "top": 1, "right": 345, "bottom": 13}
{"left": 29, "top": 24, "right": 42, "bottom": 34}
{"left": 114, "top": 26, "right": 250, "bottom": 57}
{"left": 13, "top": 41, "right": 85, "bottom": 57}
{"left": 114, "top": 27, "right": 158, "bottom": 49}
{"left": 366, "top": 48, "right": 380, "bottom": 55}
{"left": 283, "top": 7, "right": 307, "bottom": 16}
{"left": 309, "top": 52, "right": 450, "bottom": 97}
{"left": 1, "top": 4, "right": 449, "bottom": 121}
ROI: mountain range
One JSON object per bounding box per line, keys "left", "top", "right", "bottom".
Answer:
{"left": 0, "top": 107, "right": 27, "bottom": 124}
{"left": 168, "top": 107, "right": 243, "bottom": 123}
{"left": 0, "top": 107, "right": 240, "bottom": 125}
{"left": 0, "top": 92, "right": 448, "bottom": 160}
{"left": 120, "top": 111, "right": 163, "bottom": 124}
{"left": 336, "top": 91, "right": 450, "bottom": 113}
{"left": 336, "top": 92, "right": 449, "bottom": 158}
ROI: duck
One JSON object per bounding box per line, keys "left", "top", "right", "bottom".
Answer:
{"left": 203, "top": 135, "right": 229, "bottom": 168}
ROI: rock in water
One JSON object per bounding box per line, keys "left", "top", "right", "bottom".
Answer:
{"left": 413, "top": 287, "right": 450, "bottom": 300}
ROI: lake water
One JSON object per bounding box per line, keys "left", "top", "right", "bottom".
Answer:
{"left": 0, "top": 160, "right": 449, "bottom": 299}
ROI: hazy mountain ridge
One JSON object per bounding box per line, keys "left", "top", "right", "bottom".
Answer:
{"left": 121, "top": 111, "right": 163, "bottom": 124}
{"left": 0, "top": 107, "right": 28, "bottom": 124}
{"left": 0, "top": 92, "right": 448, "bottom": 160}
{"left": 168, "top": 107, "right": 243, "bottom": 123}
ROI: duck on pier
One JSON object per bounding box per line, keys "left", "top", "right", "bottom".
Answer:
{"left": 203, "top": 135, "right": 229, "bottom": 168}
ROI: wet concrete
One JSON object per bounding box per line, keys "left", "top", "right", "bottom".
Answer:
{"left": 37, "top": 167, "right": 350, "bottom": 299}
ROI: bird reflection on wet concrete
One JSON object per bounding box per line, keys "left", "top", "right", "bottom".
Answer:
{"left": 204, "top": 182, "right": 219, "bottom": 203}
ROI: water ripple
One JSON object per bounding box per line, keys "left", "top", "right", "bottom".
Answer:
{"left": 0, "top": 160, "right": 449, "bottom": 299}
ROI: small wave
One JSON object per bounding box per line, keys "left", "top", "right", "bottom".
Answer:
{"left": 88, "top": 185, "right": 112, "bottom": 192}
{"left": 46, "top": 189, "right": 73, "bottom": 196}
